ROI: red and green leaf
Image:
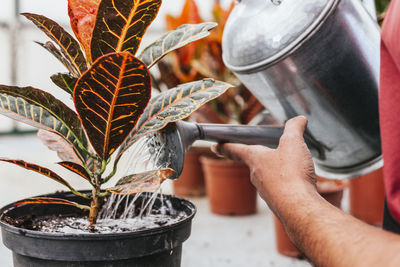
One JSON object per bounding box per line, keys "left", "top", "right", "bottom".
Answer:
{"left": 37, "top": 130, "right": 82, "bottom": 164}
{"left": 22, "top": 13, "right": 87, "bottom": 76}
{"left": 35, "top": 41, "right": 78, "bottom": 75}
{"left": 106, "top": 168, "right": 174, "bottom": 195}
{"left": 0, "top": 159, "right": 74, "bottom": 191}
{"left": 117, "top": 79, "right": 231, "bottom": 158}
{"left": 58, "top": 161, "right": 91, "bottom": 182}
{"left": 14, "top": 197, "right": 90, "bottom": 210}
{"left": 0, "top": 85, "right": 87, "bottom": 162}
{"left": 138, "top": 22, "right": 217, "bottom": 69}
{"left": 74, "top": 52, "right": 151, "bottom": 160}
{"left": 0, "top": 158, "right": 90, "bottom": 199}
{"left": 90, "top": 0, "right": 162, "bottom": 61}
{"left": 50, "top": 73, "right": 78, "bottom": 95}
{"left": 68, "top": 0, "right": 101, "bottom": 62}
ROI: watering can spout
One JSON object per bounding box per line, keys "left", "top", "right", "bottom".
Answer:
{"left": 159, "top": 121, "right": 325, "bottom": 180}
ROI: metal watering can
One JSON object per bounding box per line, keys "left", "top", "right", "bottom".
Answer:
{"left": 221, "top": 0, "right": 382, "bottom": 179}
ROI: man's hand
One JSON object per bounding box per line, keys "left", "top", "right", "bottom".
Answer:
{"left": 213, "top": 116, "right": 400, "bottom": 267}
{"left": 212, "top": 116, "right": 318, "bottom": 218}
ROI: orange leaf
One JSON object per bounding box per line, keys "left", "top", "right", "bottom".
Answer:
{"left": 166, "top": 0, "right": 202, "bottom": 30}
{"left": 68, "top": 0, "right": 101, "bottom": 61}
{"left": 165, "top": 0, "right": 203, "bottom": 67}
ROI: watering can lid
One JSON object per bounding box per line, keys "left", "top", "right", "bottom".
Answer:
{"left": 222, "top": 0, "right": 337, "bottom": 73}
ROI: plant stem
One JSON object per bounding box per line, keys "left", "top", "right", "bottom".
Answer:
{"left": 70, "top": 189, "right": 91, "bottom": 199}
{"left": 98, "top": 191, "right": 110, "bottom": 198}
{"left": 88, "top": 179, "right": 101, "bottom": 228}
{"left": 104, "top": 164, "right": 118, "bottom": 183}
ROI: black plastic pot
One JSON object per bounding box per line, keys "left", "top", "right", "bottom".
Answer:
{"left": 0, "top": 191, "right": 196, "bottom": 267}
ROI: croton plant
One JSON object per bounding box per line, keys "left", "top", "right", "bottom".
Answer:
{"left": 0, "top": 0, "right": 230, "bottom": 227}
{"left": 156, "top": 0, "right": 263, "bottom": 125}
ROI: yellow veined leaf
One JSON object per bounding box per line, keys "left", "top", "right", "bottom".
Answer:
{"left": 74, "top": 52, "right": 151, "bottom": 160}
{"left": 50, "top": 73, "right": 78, "bottom": 95}
{"left": 0, "top": 85, "right": 88, "bottom": 162}
{"left": 117, "top": 79, "right": 232, "bottom": 159}
{"left": 23, "top": 13, "right": 87, "bottom": 76}
{"left": 90, "top": 0, "right": 162, "bottom": 61}
{"left": 35, "top": 41, "right": 78, "bottom": 75}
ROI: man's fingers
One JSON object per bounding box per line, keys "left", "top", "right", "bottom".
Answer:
{"left": 281, "top": 116, "right": 308, "bottom": 143}
{"left": 211, "top": 143, "right": 250, "bottom": 162}
{"left": 211, "top": 143, "right": 273, "bottom": 165}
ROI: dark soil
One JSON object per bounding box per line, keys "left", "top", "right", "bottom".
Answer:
{"left": 1, "top": 204, "right": 187, "bottom": 234}
{"left": 0, "top": 192, "right": 191, "bottom": 234}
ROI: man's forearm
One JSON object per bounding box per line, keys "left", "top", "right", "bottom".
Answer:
{"left": 214, "top": 117, "right": 400, "bottom": 266}
{"left": 279, "top": 189, "right": 400, "bottom": 267}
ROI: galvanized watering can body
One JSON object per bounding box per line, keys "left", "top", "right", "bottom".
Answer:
{"left": 222, "top": 0, "right": 381, "bottom": 179}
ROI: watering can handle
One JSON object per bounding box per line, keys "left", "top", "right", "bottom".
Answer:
{"left": 196, "top": 123, "right": 322, "bottom": 158}
{"left": 361, "top": 0, "right": 377, "bottom": 20}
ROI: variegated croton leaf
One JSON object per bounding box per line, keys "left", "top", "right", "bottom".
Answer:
{"left": 22, "top": 13, "right": 87, "bottom": 76}
{"left": 37, "top": 130, "right": 82, "bottom": 164}
{"left": 35, "top": 41, "right": 78, "bottom": 75}
{"left": 50, "top": 73, "right": 78, "bottom": 95}
{"left": 14, "top": 197, "right": 90, "bottom": 210}
{"left": 90, "top": 0, "right": 162, "bottom": 61}
{"left": 0, "top": 159, "right": 88, "bottom": 199}
{"left": 0, "top": 85, "right": 88, "bottom": 162}
{"left": 74, "top": 52, "right": 151, "bottom": 160}
{"left": 58, "top": 161, "right": 91, "bottom": 182}
{"left": 68, "top": 0, "right": 101, "bottom": 62}
{"left": 139, "top": 22, "right": 217, "bottom": 69}
{"left": 116, "top": 79, "right": 232, "bottom": 158}
{"left": 106, "top": 168, "right": 174, "bottom": 195}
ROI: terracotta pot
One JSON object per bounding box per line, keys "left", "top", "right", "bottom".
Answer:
{"left": 316, "top": 176, "right": 348, "bottom": 208}
{"left": 273, "top": 216, "right": 303, "bottom": 258}
{"left": 173, "top": 147, "right": 212, "bottom": 198}
{"left": 274, "top": 177, "right": 347, "bottom": 258}
{"left": 200, "top": 156, "right": 257, "bottom": 215}
{"left": 349, "top": 168, "right": 385, "bottom": 226}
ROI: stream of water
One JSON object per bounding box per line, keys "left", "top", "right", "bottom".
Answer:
{"left": 35, "top": 133, "right": 186, "bottom": 234}
{"left": 98, "top": 133, "right": 175, "bottom": 223}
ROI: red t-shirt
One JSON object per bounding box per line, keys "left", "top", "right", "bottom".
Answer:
{"left": 380, "top": 0, "right": 400, "bottom": 222}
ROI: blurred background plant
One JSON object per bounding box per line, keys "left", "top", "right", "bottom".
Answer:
{"left": 374, "top": 0, "right": 391, "bottom": 24}
{"left": 153, "top": 0, "right": 264, "bottom": 125}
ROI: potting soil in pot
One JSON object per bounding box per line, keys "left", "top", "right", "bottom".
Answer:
{"left": 28, "top": 214, "right": 186, "bottom": 234}
{"left": 3, "top": 192, "right": 187, "bottom": 234}
{"left": 0, "top": 191, "right": 196, "bottom": 266}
